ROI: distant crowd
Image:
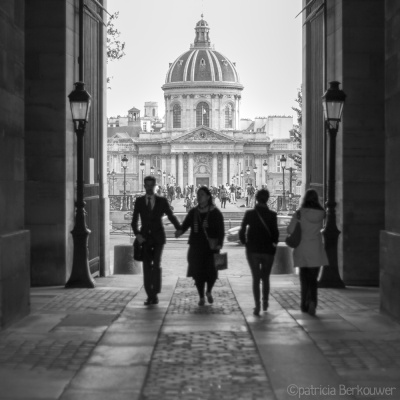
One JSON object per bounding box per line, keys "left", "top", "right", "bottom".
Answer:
{"left": 153, "top": 182, "right": 268, "bottom": 211}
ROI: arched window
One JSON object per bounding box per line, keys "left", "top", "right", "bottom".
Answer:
{"left": 196, "top": 102, "right": 209, "bottom": 127}
{"left": 225, "top": 104, "right": 233, "bottom": 128}
{"left": 173, "top": 104, "right": 181, "bottom": 128}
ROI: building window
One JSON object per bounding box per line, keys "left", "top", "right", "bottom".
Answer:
{"left": 153, "top": 156, "right": 161, "bottom": 169}
{"left": 244, "top": 155, "right": 253, "bottom": 168}
{"left": 275, "top": 155, "right": 282, "bottom": 173}
{"left": 225, "top": 104, "right": 233, "bottom": 128}
{"left": 196, "top": 102, "right": 209, "bottom": 127}
{"left": 143, "top": 122, "right": 147, "bottom": 132}
{"left": 173, "top": 104, "right": 181, "bottom": 128}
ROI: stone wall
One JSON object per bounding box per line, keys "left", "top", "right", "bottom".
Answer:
{"left": 380, "top": 2, "right": 400, "bottom": 321}
{"left": 0, "top": 0, "right": 30, "bottom": 327}
{"left": 25, "top": 0, "right": 76, "bottom": 285}
{"left": 326, "top": 0, "right": 385, "bottom": 285}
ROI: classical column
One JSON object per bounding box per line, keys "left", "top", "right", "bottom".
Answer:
{"left": 188, "top": 153, "right": 194, "bottom": 185}
{"left": 229, "top": 153, "right": 236, "bottom": 183}
{"left": 212, "top": 152, "right": 218, "bottom": 186}
{"left": 178, "top": 153, "right": 184, "bottom": 186}
{"left": 222, "top": 153, "right": 228, "bottom": 185}
{"left": 170, "top": 154, "right": 176, "bottom": 180}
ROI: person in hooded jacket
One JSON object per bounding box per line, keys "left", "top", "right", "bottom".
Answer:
{"left": 287, "top": 189, "right": 328, "bottom": 316}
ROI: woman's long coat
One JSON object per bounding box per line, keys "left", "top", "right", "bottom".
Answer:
{"left": 287, "top": 208, "right": 329, "bottom": 268}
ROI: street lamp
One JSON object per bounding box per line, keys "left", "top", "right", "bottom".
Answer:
{"left": 240, "top": 170, "right": 244, "bottom": 189}
{"left": 157, "top": 168, "right": 161, "bottom": 185}
{"left": 168, "top": 173, "right": 171, "bottom": 184}
{"left": 246, "top": 167, "right": 250, "bottom": 185}
{"left": 163, "top": 170, "right": 166, "bottom": 185}
{"left": 65, "top": 81, "right": 94, "bottom": 289}
{"left": 253, "top": 165, "right": 258, "bottom": 187}
{"left": 110, "top": 170, "right": 116, "bottom": 194}
{"left": 263, "top": 160, "right": 268, "bottom": 187}
{"left": 319, "top": 81, "right": 346, "bottom": 288}
{"left": 280, "top": 154, "right": 287, "bottom": 211}
{"left": 121, "top": 154, "right": 128, "bottom": 211}
{"left": 150, "top": 165, "right": 155, "bottom": 175}
{"left": 139, "top": 159, "right": 145, "bottom": 187}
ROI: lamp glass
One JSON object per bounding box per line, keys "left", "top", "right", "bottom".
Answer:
{"left": 263, "top": 160, "right": 268, "bottom": 171}
{"left": 280, "top": 155, "right": 287, "bottom": 168}
{"left": 121, "top": 155, "right": 128, "bottom": 169}
{"left": 246, "top": 168, "right": 250, "bottom": 175}
{"left": 139, "top": 160, "right": 145, "bottom": 171}
{"left": 322, "top": 81, "right": 346, "bottom": 122}
{"left": 68, "top": 82, "right": 91, "bottom": 122}
{"left": 253, "top": 165, "right": 258, "bottom": 172}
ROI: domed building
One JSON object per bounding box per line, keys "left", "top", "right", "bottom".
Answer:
{"left": 115, "top": 16, "right": 282, "bottom": 191}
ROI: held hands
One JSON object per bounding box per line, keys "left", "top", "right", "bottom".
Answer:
{"left": 136, "top": 234, "right": 146, "bottom": 244}
{"left": 175, "top": 230, "right": 183, "bottom": 238}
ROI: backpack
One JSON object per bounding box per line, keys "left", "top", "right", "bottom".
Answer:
{"left": 285, "top": 211, "right": 302, "bottom": 248}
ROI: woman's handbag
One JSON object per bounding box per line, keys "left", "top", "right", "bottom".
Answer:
{"left": 285, "top": 211, "right": 302, "bottom": 248}
{"left": 201, "top": 212, "right": 228, "bottom": 271}
{"left": 133, "top": 238, "right": 144, "bottom": 261}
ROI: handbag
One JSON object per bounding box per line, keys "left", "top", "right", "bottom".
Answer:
{"left": 201, "top": 211, "right": 228, "bottom": 271}
{"left": 133, "top": 238, "right": 143, "bottom": 261}
{"left": 285, "top": 210, "right": 302, "bottom": 248}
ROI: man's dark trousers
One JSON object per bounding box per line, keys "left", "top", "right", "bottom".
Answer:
{"left": 142, "top": 240, "right": 163, "bottom": 299}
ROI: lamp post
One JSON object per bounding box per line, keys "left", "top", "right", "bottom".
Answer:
{"left": 280, "top": 154, "right": 287, "bottom": 211}
{"left": 65, "top": 81, "right": 94, "bottom": 288}
{"left": 163, "top": 170, "right": 166, "bottom": 185}
{"left": 263, "top": 160, "right": 268, "bottom": 187}
{"left": 121, "top": 154, "right": 128, "bottom": 211}
{"left": 150, "top": 165, "right": 154, "bottom": 175}
{"left": 139, "top": 159, "right": 145, "bottom": 188}
{"left": 246, "top": 167, "right": 250, "bottom": 185}
{"left": 157, "top": 169, "right": 161, "bottom": 185}
{"left": 168, "top": 173, "right": 171, "bottom": 184}
{"left": 110, "top": 170, "right": 116, "bottom": 194}
{"left": 240, "top": 170, "right": 244, "bottom": 189}
{"left": 319, "top": 81, "right": 346, "bottom": 288}
{"left": 253, "top": 165, "right": 258, "bottom": 187}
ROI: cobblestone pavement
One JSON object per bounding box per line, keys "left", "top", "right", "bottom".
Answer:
{"left": 140, "top": 278, "right": 275, "bottom": 400}
{"left": 270, "top": 287, "right": 369, "bottom": 312}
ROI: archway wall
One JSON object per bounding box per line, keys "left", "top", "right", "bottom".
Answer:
{"left": 303, "top": 0, "right": 385, "bottom": 286}
{"left": 0, "top": 0, "right": 30, "bottom": 328}
{"left": 380, "top": 2, "right": 400, "bottom": 321}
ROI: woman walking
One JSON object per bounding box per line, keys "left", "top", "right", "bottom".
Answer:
{"left": 239, "top": 189, "right": 279, "bottom": 316}
{"left": 175, "top": 187, "right": 225, "bottom": 305}
{"left": 220, "top": 185, "right": 228, "bottom": 208}
{"left": 287, "top": 189, "right": 328, "bottom": 316}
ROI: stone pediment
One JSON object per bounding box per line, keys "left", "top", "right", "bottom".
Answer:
{"left": 171, "top": 127, "right": 235, "bottom": 143}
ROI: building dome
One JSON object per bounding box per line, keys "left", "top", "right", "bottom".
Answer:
{"left": 164, "top": 16, "right": 241, "bottom": 87}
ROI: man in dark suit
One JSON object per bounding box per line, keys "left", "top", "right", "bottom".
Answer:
{"left": 131, "top": 175, "right": 181, "bottom": 305}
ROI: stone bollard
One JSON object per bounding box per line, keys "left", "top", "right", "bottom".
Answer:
{"left": 271, "top": 243, "right": 294, "bottom": 274}
{"left": 114, "top": 244, "right": 142, "bottom": 274}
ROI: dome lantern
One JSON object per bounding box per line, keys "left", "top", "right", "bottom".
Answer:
{"left": 194, "top": 14, "right": 211, "bottom": 48}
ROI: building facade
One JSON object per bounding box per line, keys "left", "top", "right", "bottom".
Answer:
{"left": 107, "top": 17, "right": 299, "bottom": 192}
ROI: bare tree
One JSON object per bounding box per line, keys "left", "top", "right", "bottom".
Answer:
{"left": 289, "top": 86, "right": 302, "bottom": 168}
{"left": 107, "top": 12, "right": 126, "bottom": 88}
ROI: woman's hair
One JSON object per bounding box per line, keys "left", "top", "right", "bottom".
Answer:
{"left": 197, "top": 186, "right": 213, "bottom": 206}
{"left": 256, "top": 188, "right": 270, "bottom": 204}
{"left": 301, "top": 189, "right": 324, "bottom": 210}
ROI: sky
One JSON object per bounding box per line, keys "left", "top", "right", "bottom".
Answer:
{"left": 106, "top": 0, "right": 302, "bottom": 121}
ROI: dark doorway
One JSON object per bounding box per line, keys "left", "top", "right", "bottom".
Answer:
{"left": 196, "top": 177, "right": 209, "bottom": 187}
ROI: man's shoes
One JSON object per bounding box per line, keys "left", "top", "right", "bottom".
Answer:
{"left": 152, "top": 296, "right": 159, "bottom": 305}
{"left": 253, "top": 305, "right": 261, "bottom": 316}
{"left": 262, "top": 301, "right": 268, "bottom": 311}
{"left": 144, "top": 298, "right": 153, "bottom": 306}
{"left": 198, "top": 297, "right": 205, "bottom": 306}
{"left": 308, "top": 301, "right": 316, "bottom": 316}
{"left": 206, "top": 292, "right": 214, "bottom": 304}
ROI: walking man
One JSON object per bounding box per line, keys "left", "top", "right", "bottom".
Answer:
{"left": 230, "top": 183, "right": 236, "bottom": 204}
{"left": 131, "top": 175, "right": 181, "bottom": 305}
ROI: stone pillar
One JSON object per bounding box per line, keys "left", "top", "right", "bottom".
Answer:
{"left": 222, "top": 153, "right": 228, "bottom": 186}
{"left": 188, "top": 153, "right": 194, "bottom": 185}
{"left": 229, "top": 154, "right": 236, "bottom": 183}
{"left": 212, "top": 153, "right": 218, "bottom": 186}
{"left": 170, "top": 154, "right": 176, "bottom": 181}
{"left": 178, "top": 153, "right": 184, "bottom": 186}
